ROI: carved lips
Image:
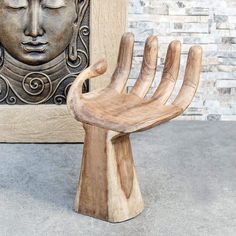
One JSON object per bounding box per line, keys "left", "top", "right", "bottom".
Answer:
{"left": 21, "top": 41, "right": 48, "bottom": 53}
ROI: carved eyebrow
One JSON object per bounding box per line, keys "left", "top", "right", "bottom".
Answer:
{"left": 4, "top": 0, "right": 28, "bottom": 8}
{"left": 41, "top": 0, "right": 66, "bottom": 8}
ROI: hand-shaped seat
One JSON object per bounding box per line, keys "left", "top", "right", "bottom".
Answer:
{"left": 67, "top": 33, "right": 202, "bottom": 222}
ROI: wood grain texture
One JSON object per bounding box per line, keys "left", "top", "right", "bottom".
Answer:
{"left": 0, "top": 0, "right": 127, "bottom": 143}
{"left": 68, "top": 35, "right": 202, "bottom": 222}
{"left": 75, "top": 125, "right": 109, "bottom": 219}
{"left": 114, "top": 135, "right": 134, "bottom": 199}
{"left": 131, "top": 36, "right": 158, "bottom": 98}
{"left": 90, "top": 0, "right": 128, "bottom": 91}
{"left": 109, "top": 32, "right": 134, "bottom": 93}
{"left": 152, "top": 40, "right": 181, "bottom": 103}
{"left": 68, "top": 36, "right": 203, "bottom": 134}
{"left": 74, "top": 125, "right": 144, "bottom": 222}
{"left": 0, "top": 105, "right": 84, "bottom": 143}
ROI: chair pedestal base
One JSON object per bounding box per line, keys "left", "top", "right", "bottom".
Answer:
{"left": 74, "top": 125, "right": 144, "bottom": 222}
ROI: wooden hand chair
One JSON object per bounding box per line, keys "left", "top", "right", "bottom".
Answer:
{"left": 67, "top": 33, "right": 202, "bottom": 222}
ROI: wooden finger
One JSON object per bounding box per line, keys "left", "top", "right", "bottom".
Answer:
{"left": 173, "top": 46, "right": 202, "bottom": 110}
{"left": 67, "top": 59, "right": 107, "bottom": 118}
{"left": 131, "top": 35, "right": 158, "bottom": 98}
{"left": 109, "top": 32, "right": 135, "bottom": 93}
{"left": 152, "top": 40, "right": 181, "bottom": 104}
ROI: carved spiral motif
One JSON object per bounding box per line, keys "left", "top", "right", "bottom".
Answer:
{"left": 54, "top": 95, "right": 66, "bottom": 105}
{"left": 21, "top": 72, "right": 53, "bottom": 104}
{"left": 81, "top": 26, "right": 89, "bottom": 36}
{"left": 6, "top": 96, "right": 17, "bottom": 105}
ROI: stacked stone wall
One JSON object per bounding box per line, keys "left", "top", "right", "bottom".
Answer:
{"left": 128, "top": 0, "right": 236, "bottom": 120}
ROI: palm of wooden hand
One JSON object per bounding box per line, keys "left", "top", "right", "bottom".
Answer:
{"left": 68, "top": 33, "right": 202, "bottom": 134}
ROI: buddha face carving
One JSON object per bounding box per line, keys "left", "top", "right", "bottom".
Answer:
{"left": 0, "top": 0, "right": 90, "bottom": 105}
{"left": 0, "top": 0, "right": 78, "bottom": 65}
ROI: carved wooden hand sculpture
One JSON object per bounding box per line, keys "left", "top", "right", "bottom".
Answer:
{"left": 67, "top": 33, "right": 202, "bottom": 222}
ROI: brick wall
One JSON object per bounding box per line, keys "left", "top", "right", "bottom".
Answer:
{"left": 128, "top": 0, "right": 236, "bottom": 121}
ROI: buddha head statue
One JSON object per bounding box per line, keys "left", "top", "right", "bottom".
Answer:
{"left": 0, "top": 0, "right": 89, "bottom": 104}
{"left": 0, "top": 0, "right": 88, "bottom": 65}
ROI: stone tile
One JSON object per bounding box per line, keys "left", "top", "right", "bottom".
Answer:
{"left": 128, "top": 0, "right": 236, "bottom": 121}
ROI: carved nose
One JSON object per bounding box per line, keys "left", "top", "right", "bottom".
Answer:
{"left": 25, "top": 23, "right": 44, "bottom": 38}
{"left": 24, "top": 4, "right": 44, "bottom": 37}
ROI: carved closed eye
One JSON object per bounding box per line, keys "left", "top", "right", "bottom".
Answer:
{"left": 4, "top": 0, "right": 28, "bottom": 9}
{"left": 41, "top": 0, "right": 66, "bottom": 9}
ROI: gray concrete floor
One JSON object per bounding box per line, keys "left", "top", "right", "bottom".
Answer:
{"left": 0, "top": 121, "right": 235, "bottom": 236}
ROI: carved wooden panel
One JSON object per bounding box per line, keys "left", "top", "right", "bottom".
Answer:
{"left": 0, "top": 0, "right": 89, "bottom": 105}
{"left": 0, "top": 0, "right": 127, "bottom": 143}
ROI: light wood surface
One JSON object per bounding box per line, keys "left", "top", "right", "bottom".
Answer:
{"left": 0, "top": 0, "right": 127, "bottom": 143}
{"left": 0, "top": 105, "right": 84, "bottom": 143}
{"left": 74, "top": 125, "right": 144, "bottom": 222}
{"left": 68, "top": 33, "right": 202, "bottom": 222}
{"left": 68, "top": 33, "right": 202, "bottom": 134}
{"left": 89, "top": 0, "right": 128, "bottom": 91}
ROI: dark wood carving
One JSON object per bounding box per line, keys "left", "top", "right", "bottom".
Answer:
{"left": 0, "top": 0, "right": 90, "bottom": 105}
